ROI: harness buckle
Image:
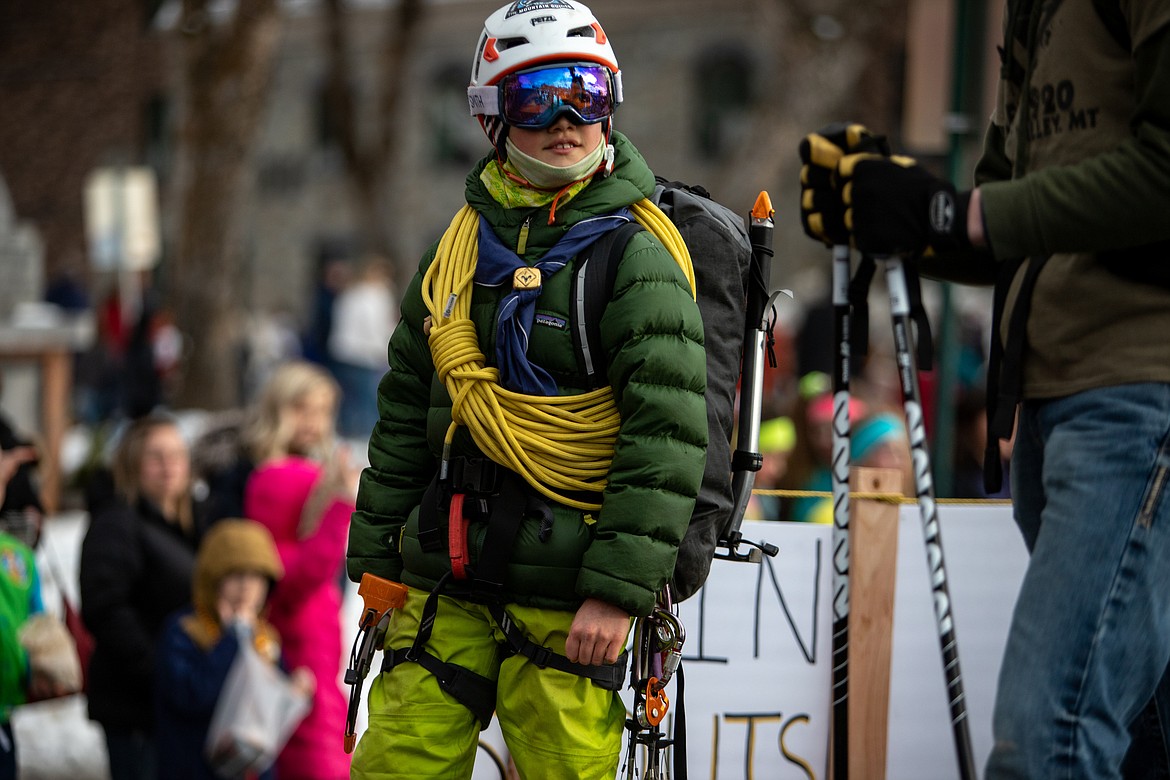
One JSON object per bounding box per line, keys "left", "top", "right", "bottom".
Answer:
{"left": 529, "top": 645, "right": 553, "bottom": 669}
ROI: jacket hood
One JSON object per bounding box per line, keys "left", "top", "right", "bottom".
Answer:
{"left": 191, "top": 518, "right": 283, "bottom": 620}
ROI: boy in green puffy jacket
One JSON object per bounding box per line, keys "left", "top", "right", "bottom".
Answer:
{"left": 346, "top": 2, "right": 707, "bottom": 778}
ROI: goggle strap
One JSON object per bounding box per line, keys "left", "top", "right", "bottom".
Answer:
{"left": 612, "top": 70, "right": 623, "bottom": 106}
{"left": 468, "top": 85, "right": 500, "bottom": 117}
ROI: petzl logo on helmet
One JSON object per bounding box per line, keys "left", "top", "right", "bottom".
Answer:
{"left": 506, "top": 0, "right": 574, "bottom": 18}
{"left": 929, "top": 190, "right": 955, "bottom": 234}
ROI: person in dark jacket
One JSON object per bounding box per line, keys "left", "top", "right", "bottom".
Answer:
{"left": 346, "top": 3, "right": 707, "bottom": 778}
{"left": 154, "top": 518, "right": 313, "bottom": 780}
{"left": 80, "top": 413, "right": 204, "bottom": 780}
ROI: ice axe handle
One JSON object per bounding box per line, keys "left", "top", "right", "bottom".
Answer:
{"left": 343, "top": 574, "right": 408, "bottom": 753}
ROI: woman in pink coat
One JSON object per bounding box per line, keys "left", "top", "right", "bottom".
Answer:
{"left": 244, "top": 456, "right": 355, "bottom": 780}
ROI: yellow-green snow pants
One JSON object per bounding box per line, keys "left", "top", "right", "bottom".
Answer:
{"left": 351, "top": 586, "right": 629, "bottom": 779}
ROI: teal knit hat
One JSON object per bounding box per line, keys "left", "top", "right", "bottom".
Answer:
{"left": 851, "top": 413, "right": 906, "bottom": 463}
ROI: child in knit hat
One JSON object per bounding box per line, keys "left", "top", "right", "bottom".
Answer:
{"left": 154, "top": 519, "right": 314, "bottom": 780}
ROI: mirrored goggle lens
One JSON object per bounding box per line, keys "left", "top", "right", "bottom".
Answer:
{"left": 500, "top": 65, "right": 613, "bottom": 128}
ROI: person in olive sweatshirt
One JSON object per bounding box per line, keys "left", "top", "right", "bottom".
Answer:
{"left": 345, "top": 3, "right": 707, "bottom": 778}
{"left": 798, "top": 3, "right": 1170, "bottom": 777}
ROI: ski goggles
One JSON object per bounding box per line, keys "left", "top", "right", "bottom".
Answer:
{"left": 468, "top": 64, "right": 621, "bottom": 129}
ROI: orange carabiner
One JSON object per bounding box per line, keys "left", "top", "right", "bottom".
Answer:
{"left": 643, "top": 677, "right": 670, "bottom": 727}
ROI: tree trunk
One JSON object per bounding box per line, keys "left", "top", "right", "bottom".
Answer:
{"left": 710, "top": 0, "right": 910, "bottom": 204}
{"left": 321, "top": 0, "right": 424, "bottom": 271}
{"left": 169, "top": 0, "right": 282, "bottom": 410}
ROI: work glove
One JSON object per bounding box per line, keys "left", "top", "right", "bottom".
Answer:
{"left": 836, "top": 154, "right": 972, "bottom": 256}
{"left": 799, "top": 123, "right": 890, "bottom": 246}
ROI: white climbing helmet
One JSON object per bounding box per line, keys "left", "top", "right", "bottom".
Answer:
{"left": 467, "top": 1, "right": 624, "bottom": 144}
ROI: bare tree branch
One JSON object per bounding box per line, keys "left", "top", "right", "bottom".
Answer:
{"left": 321, "top": 0, "right": 425, "bottom": 265}
{"left": 168, "top": 0, "right": 282, "bottom": 409}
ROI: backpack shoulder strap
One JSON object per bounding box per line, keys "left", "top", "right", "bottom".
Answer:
{"left": 569, "top": 220, "right": 646, "bottom": 389}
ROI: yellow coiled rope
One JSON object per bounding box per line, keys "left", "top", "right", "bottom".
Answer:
{"left": 422, "top": 199, "right": 695, "bottom": 511}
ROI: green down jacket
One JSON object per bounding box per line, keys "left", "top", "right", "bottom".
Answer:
{"left": 347, "top": 133, "right": 708, "bottom": 617}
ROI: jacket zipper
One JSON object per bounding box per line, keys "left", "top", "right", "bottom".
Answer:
{"left": 517, "top": 216, "right": 531, "bottom": 255}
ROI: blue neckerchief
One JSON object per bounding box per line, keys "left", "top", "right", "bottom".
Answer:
{"left": 475, "top": 210, "right": 632, "bottom": 394}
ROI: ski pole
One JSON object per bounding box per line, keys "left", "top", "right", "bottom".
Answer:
{"left": 829, "top": 243, "right": 853, "bottom": 780}
{"left": 724, "top": 191, "right": 781, "bottom": 563}
{"left": 881, "top": 255, "right": 977, "bottom": 780}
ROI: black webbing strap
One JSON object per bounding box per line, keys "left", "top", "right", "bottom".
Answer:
{"left": 383, "top": 645, "right": 496, "bottom": 729}
{"left": 673, "top": 662, "right": 688, "bottom": 780}
{"left": 488, "top": 603, "right": 629, "bottom": 692}
{"left": 903, "top": 256, "right": 934, "bottom": 371}
{"left": 848, "top": 255, "right": 877, "bottom": 359}
{"left": 848, "top": 255, "right": 933, "bottom": 369}
{"left": 382, "top": 574, "right": 497, "bottom": 729}
{"left": 983, "top": 254, "right": 1047, "bottom": 493}
{"left": 568, "top": 220, "right": 646, "bottom": 389}
{"left": 469, "top": 475, "right": 528, "bottom": 592}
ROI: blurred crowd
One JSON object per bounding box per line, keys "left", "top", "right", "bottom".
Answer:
{"left": 740, "top": 288, "right": 1012, "bottom": 526}
{"left": 1, "top": 356, "right": 362, "bottom": 780}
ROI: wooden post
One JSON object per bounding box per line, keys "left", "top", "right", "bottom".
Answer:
{"left": 848, "top": 466, "right": 902, "bottom": 779}
{"left": 38, "top": 348, "right": 72, "bottom": 514}
{"left": 0, "top": 343, "right": 75, "bottom": 515}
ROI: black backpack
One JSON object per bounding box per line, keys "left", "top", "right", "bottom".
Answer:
{"left": 572, "top": 178, "right": 754, "bottom": 601}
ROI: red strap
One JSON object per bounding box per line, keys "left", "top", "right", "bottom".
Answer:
{"left": 449, "top": 493, "right": 470, "bottom": 580}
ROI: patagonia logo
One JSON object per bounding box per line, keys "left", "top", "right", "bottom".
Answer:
{"left": 929, "top": 190, "right": 955, "bottom": 234}
{"left": 505, "top": 0, "right": 573, "bottom": 18}
{"left": 535, "top": 313, "right": 567, "bottom": 330}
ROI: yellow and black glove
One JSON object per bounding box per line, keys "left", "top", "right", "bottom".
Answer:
{"left": 836, "top": 154, "right": 972, "bottom": 256}
{"left": 798, "top": 123, "right": 890, "bottom": 246}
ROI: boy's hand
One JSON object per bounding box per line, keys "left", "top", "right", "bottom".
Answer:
{"left": 565, "top": 597, "right": 630, "bottom": 667}
{"left": 290, "top": 666, "right": 316, "bottom": 698}
{"left": 217, "top": 597, "right": 259, "bottom": 629}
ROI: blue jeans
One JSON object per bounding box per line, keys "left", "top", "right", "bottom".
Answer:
{"left": 986, "top": 383, "right": 1170, "bottom": 779}
{"left": 332, "top": 360, "right": 383, "bottom": 440}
